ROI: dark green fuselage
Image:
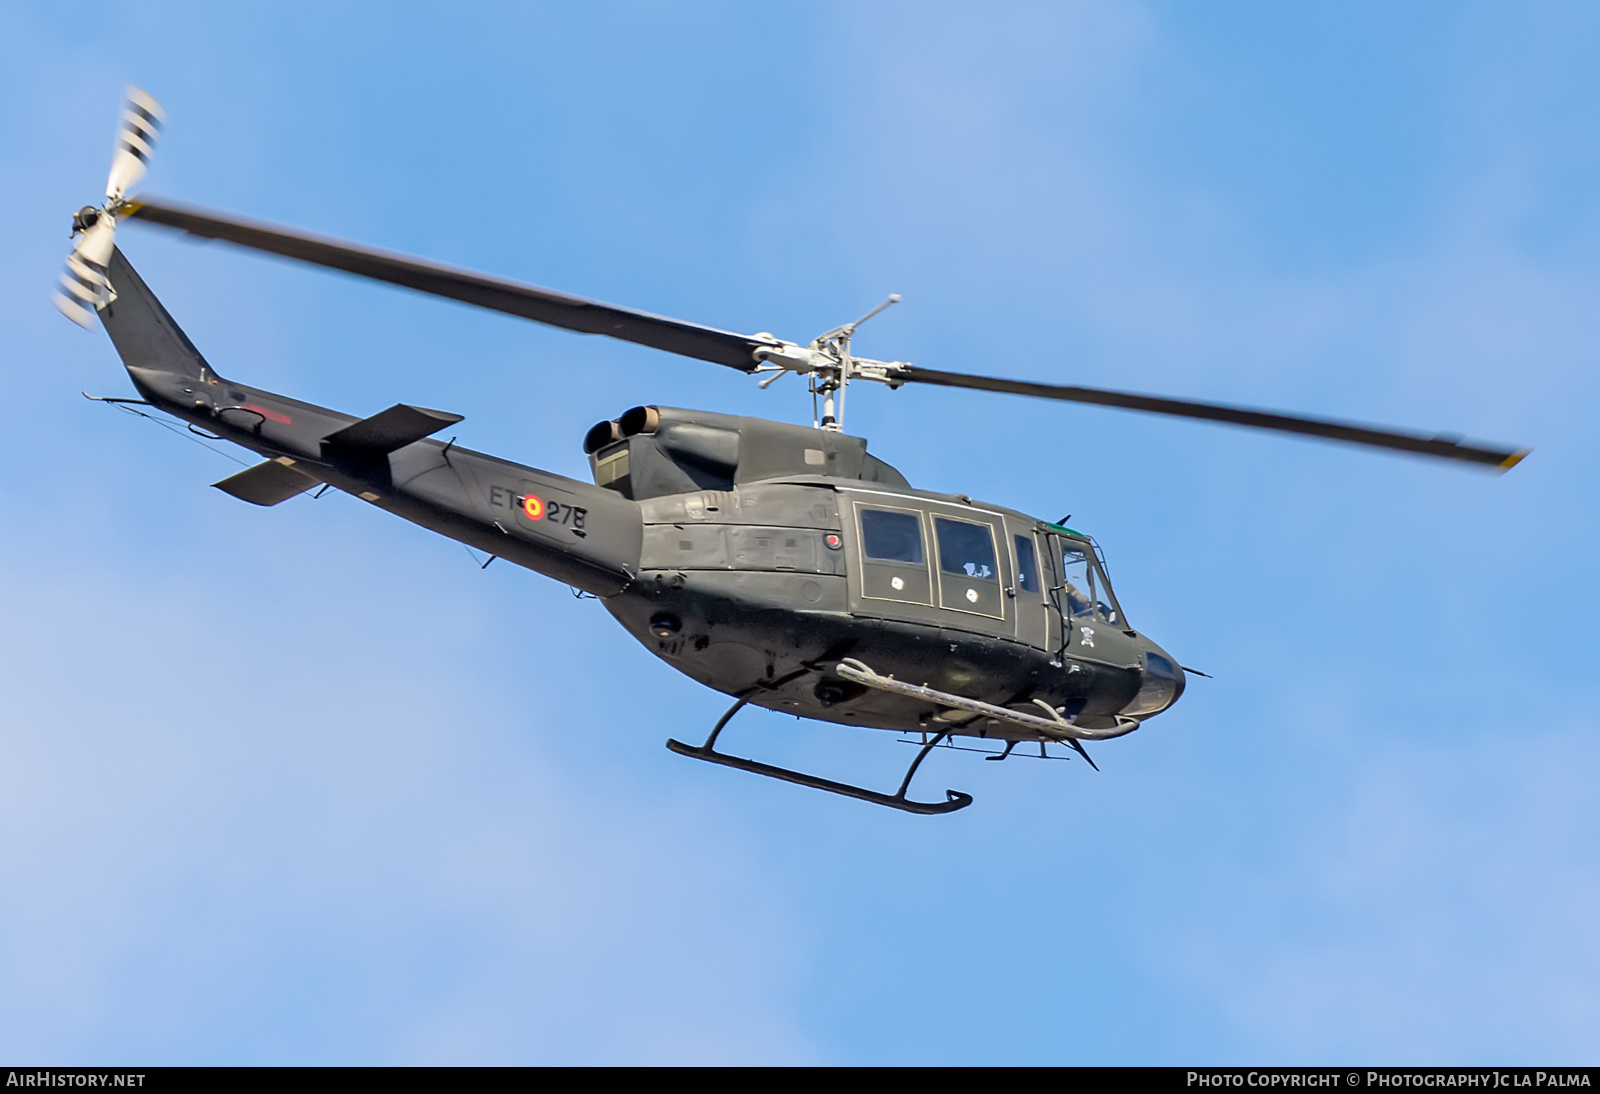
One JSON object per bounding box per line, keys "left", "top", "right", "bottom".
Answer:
{"left": 99, "top": 248, "right": 1183, "bottom": 743}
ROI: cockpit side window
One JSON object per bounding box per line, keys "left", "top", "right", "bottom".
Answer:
{"left": 1060, "top": 544, "right": 1095, "bottom": 617}
{"left": 935, "top": 518, "right": 998, "bottom": 581}
{"left": 1060, "top": 542, "right": 1123, "bottom": 625}
{"left": 861, "top": 508, "right": 924, "bottom": 564}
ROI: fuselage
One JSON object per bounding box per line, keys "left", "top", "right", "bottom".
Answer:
{"left": 98, "top": 247, "right": 1183, "bottom": 744}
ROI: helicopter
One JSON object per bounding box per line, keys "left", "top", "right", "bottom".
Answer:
{"left": 53, "top": 89, "right": 1529, "bottom": 814}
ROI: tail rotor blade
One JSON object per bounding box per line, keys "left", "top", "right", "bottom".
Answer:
{"left": 105, "top": 87, "right": 165, "bottom": 205}
{"left": 53, "top": 286, "right": 97, "bottom": 329}
{"left": 53, "top": 215, "right": 117, "bottom": 327}
{"left": 57, "top": 87, "right": 164, "bottom": 329}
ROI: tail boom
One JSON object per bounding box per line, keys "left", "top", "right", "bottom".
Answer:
{"left": 97, "top": 248, "right": 642, "bottom": 596}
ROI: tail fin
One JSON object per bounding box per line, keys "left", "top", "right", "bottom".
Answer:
{"left": 98, "top": 247, "right": 216, "bottom": 383}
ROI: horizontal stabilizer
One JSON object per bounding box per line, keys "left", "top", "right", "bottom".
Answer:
{"left": 214, "top": 457, "right": 322, "bottom": 506}
{"left": 322, "top": 403, "right": 463, "bottom": 457}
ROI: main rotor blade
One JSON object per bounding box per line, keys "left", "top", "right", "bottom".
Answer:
{"left": 121, "top": 198, "right": 771, "bottom": 372}
{"left": 118, "top": 199, "right": 1529, "bottom": 470}
{"left": 896, "top": 366, "right": 1528, "bottom": 471}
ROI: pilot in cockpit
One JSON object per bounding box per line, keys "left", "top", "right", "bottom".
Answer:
{"left": 1064, "top": 579, "right": 1092, "bottom": 617}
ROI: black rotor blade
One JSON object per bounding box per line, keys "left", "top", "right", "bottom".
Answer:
{"left": 122, "top": 197, "right": 770, "bottom": 372}
{"left": 896, "top": 366, "right": 1529, "bottom": 471}
{"left": 122, "top": 199, "right": 1529, "bottom": 470}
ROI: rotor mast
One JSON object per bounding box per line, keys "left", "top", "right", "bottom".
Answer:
{"left": 752, "top": 294, "right": 905, "bottom": 432}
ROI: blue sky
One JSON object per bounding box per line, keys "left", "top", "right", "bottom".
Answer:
{"left": 2, "top": 1, "right": 1597, "bottom": 1065}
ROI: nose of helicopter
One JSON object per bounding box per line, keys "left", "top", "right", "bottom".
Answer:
{"left": 1123, "top": 636, "right": 1186, "bottom": 718}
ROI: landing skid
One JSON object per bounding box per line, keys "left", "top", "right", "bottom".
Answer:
{"left": 667, "top": 693, "right": 973, "bottom": 815}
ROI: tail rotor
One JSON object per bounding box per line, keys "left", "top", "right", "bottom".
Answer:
{"left": 54, "top": 86, "right": 165, "bottom": 328}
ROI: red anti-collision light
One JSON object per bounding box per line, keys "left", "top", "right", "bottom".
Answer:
{"left": 825, "top": 533, "right": 842, "bottom": 550}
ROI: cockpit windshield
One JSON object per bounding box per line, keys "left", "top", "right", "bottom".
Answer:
{"left": 1059, "top": 542, "right": 1124, "bottom": 626}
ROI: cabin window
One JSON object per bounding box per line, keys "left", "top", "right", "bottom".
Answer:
{"left": 1015, "top": 534, "right": 1039, "bottom": 594}
{"left": 935, "top": 518, "right": 998, "bottom": 580}
{"left": 857, "top": 505, "right": 933, "bottom": 606}
{"left": 861, "top": 508, "right": 925, "bottom": 564}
